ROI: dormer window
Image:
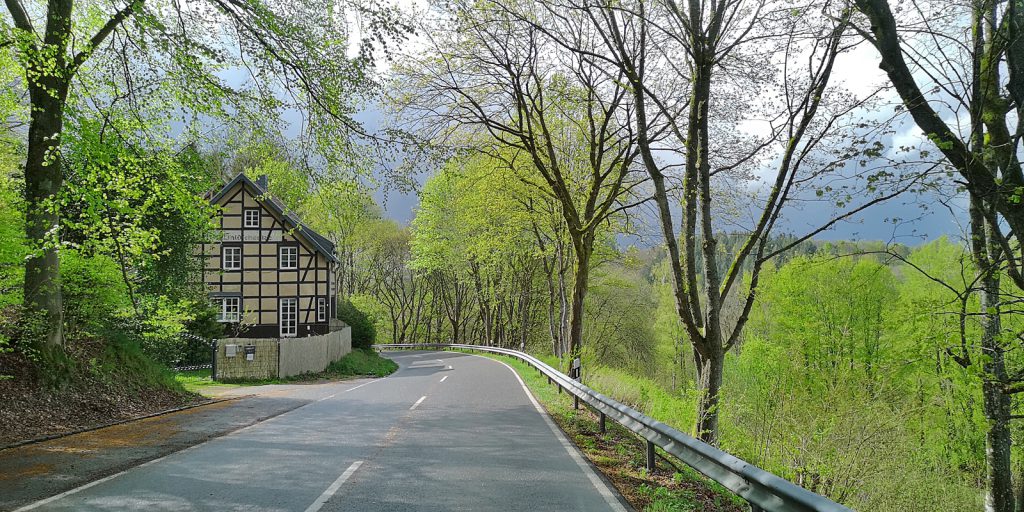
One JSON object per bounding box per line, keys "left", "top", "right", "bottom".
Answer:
{"left": 244, "top": 209, "right": 260, "bottom": 228}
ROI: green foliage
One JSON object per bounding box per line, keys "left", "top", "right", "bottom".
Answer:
{"left": 584, "top": 262, "right": 657, "bottom": 373}
{"left": 0, "top": 174, "right": 26, "bottom": 359}
{"left": 325, "top": 348, "right": 398, "bottom": 377}
{"left": 136, "top": 296, "right": 222, "bottom": 368}
{"left": 338, "top": 298, "right": 377, "bottom": 349}
{"left": 93, "top": 328, "right": 184, "bottom": 392}
{"left": 60, "top": 250, "right": 132, "bottom": 335}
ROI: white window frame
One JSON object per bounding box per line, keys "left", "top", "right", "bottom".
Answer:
{"left": 218, "top": 297, "right": 241, "bottom": 323}
{"left": 317, "top": 297, "right": 327, "bottom": 322}
{"left": 280, "top": 298, "right": 297, "bottom": 337}
{"left": 279, "top": 245, "right": 298, "bottom": 270}
{"left": 222, "top": 246, "right": 242, "bottom": 270}
{"left": 243, "top": 209, "right": 260, "bottom": 228}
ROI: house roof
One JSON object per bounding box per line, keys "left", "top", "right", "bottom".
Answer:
{"left": 209, "top": 173, "right": 339, "bottom": 264}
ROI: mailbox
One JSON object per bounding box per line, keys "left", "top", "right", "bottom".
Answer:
{"left": 244, "top": 345, "right": 256, "bottom": 361}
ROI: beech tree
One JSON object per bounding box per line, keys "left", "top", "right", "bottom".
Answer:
{"left": 411, "top": 156, "right": 541, "bottom": 349}
{"left": 850, "top": 1, "right": 1024, "bottom": 509}
{"left": 2, "top": 0, "right": 407, "bottom": 349}
{"left": 493, "top": 0, "right": 929, "bottom": 444}
{"left": 394, "top": 0, "right": 646, "bottom": 360}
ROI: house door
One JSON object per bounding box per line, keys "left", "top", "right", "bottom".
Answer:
{"left": 279, "top": 298, "right": 297, "bottom": 337}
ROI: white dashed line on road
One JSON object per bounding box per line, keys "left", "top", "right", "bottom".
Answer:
{"left": 410, "top": 396, "right": 427, "bottom": 410}
{"left": 304, "top": 460, "right": 363, "bottom": 512}
{"left": 440, "top": 375, "right": 448, "bottom": 383}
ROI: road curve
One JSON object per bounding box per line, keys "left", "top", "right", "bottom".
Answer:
{"left": 15, "top": 350, "right": 629, "bottom": 512}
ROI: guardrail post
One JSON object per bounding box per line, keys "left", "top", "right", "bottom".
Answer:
{"left": 370, "top": 343, "right": 854, "bottom": 512}
{"left": 574, "top": 395, "right": 579, "bottom": 410}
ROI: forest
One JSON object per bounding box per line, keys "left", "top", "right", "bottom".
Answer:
{"left": 2, "top": 0, "right": 1024, "bottom": 510}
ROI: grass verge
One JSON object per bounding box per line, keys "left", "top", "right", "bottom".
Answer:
{"left": 477, "top": 352, "right": 745, "bottom": 512}
{"left": 175, "top": 348, "right": 398, "bottom": 394}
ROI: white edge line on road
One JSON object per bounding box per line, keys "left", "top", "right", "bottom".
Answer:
{"left": 13, "top": 374, "right": 394, "bottom": 511}
{"left": 410, "top": 395, "right": 427, "bottom": 410}
{"left": 489, "top": 357, "right": 629, "bottom": 512}
{"left": 11, "top": 441, "right": 207, "bottom": 512}
{"left": 440, "top": 375, "right": 448, "bottom": 383}
{"left": 304, "top": 460, "right": 363, "bottom": 512}
{"left": 316, "top": 378, "right": 381, "bottom": 403}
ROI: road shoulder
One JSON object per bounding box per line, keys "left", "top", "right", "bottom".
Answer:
{"left": 0, "top": 392, "right": 309, "bottom": 511}
{"left": 473, "top": 352, "right": 745, "bottom": 512}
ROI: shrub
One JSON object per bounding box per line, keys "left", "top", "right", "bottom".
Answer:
{"left": 337, "top": 298, "right": 375, "bottom": 349}
{"left": 326, "top": 348, "right": 397, "bottom": 377}
{"left": 61, "top": 251, "right": 132, "bottom": 336}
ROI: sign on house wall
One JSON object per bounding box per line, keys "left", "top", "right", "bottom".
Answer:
{"left": 221, "top": 230, "right": 283, "bottom": 242}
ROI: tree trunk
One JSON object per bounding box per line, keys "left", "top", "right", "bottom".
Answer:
{"left": 23, "top": 78, "right": 69, "bottom": 348}
{"left": 557, "top": 240, "right": 570, "bottom": 357}
{"left": 566, "top": 236, "right": 592, "bottom": 360}
{"left": 980, "top": 254, "right": 1014, "bottom": 512}
{"left": 968, "top": 193, "right": 1015, "bottom": 512}
{"left": 693, "top": 343, "right": 725, "bottom": 445}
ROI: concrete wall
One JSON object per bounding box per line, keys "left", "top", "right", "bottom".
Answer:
{"left": 215, "top": 338, "right": 279, "bottom": 380}
{"left": 214, "top": 326, "right": 351, "bottom": 380}
{"left": 277, "top": 326, "right": 352, "bottom": 378}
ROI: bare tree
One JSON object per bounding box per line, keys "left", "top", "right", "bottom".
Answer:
{"left": 499, "top": 0, "right": 926, "bottom": 444}
{"left": 394, "top": 0, "right": 646, "bottom": 361}
{"left": 850, "top": 1, "right": 1024, "bottom": 509}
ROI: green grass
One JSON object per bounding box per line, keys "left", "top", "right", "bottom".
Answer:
{"left": 173, "top": 368, "right": 243, "bottom": 393}
{"left": 326, "top": 348, "right": 398, "bottom": 377}
{"left": 174, "top": 348, "right": 398, "bottom": 394}
{"left": 471, "top": 351, "right": 743, "bottom": 512}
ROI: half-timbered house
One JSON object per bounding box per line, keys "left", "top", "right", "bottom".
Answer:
{"left": 201, "top": 173, "right": 338, "bottom": 338}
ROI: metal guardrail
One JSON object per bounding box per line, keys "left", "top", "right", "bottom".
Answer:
{"left": 376, "top": 343, "right": 852, "bottom": 512}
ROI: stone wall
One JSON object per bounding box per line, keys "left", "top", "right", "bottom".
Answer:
{"left": 214, "top": 338, "right": 279, "bottom": 380}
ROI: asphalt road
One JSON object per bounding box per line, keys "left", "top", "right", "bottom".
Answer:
{"left": 13, "top": 351, "right": 629, "bottom": 512}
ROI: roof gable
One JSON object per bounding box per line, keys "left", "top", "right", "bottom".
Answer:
{"left": 210, "top": 173, "right": 339, "bottom": 264}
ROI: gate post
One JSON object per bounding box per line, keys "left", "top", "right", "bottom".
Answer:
{"left": 210, "top": 339, "right": 218, "bottom": 381}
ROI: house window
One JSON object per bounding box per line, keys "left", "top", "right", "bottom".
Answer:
{"left": 217, "top": 297, "right": 241, "bottom": 322}
{"left": 280, "top": 298, "right": 297, "bottom": 337}
{"left": 279, "top": 245, "right": 298, "bottom": 269}
{"left": 222, "top": 246, "right": 241, "bottom": 270}
{"left": 244, "top": 209, "right": 260, "bottom": 228}
{"left": 317, "top": 297, "right": 327, "bottom": 322}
